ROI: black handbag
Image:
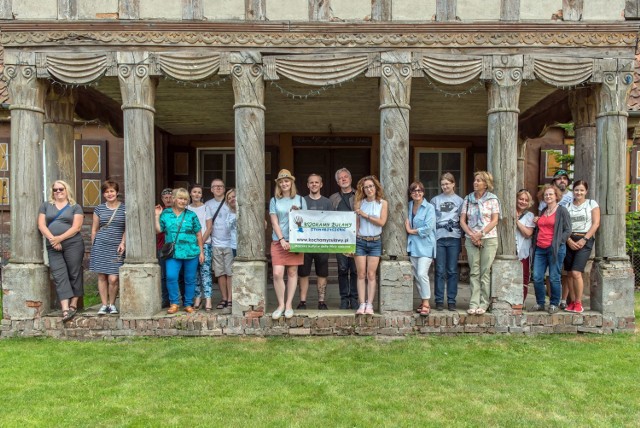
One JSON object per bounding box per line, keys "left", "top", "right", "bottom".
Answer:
{"left": 159, "top": 211, "right": 186, "bottom": 260}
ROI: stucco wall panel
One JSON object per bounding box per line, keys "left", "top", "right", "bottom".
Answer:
{"left": 139, "top": 0, "right": 182, "bottom": 19}
{"left": 458, "top": 0, "right": 500, "bottom": 21}
{"left": 520, "top": 0, "right": 561, "bottom": 20}
{"left": 332, "top": 0, "right": 370, "bottom": 20}
{"left": 78, "top": 0, "right": 119, "bottom": 20}
{"left": 204, "top": 0, "right": 245, "bottom": 20}
{"left": 583, "top": 0, "right": 624, "bottom": 21}
{"left": 393, "top": 0, "right": 436, "bottom": 21}
{"left": 13, "top": 0, "right": 57, "bottom": 19}
{"left": 267, "top": 0, "right": 308, "bottom": 21}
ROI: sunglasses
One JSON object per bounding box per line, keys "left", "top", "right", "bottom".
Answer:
{"left": 52, "top": 187, "right": 65, "bottom": 192}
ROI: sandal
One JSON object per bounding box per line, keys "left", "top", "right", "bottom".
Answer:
{"left": 62, "top": 309, "right": 76, "bottom": 322}
{"left": 227, "top": 301, "right": 232, "bottom": 308}
{"left": 416, "top": 305, "right": 424, "bottom": 313}
{"left": 216, "top": 300, "right": 227, "bottom": 310}
{"left": 419, "top": 306, "right": 430, "bottom": 316}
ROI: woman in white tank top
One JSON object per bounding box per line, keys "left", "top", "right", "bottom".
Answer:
{"left": 353, "top": 175, "right": 388, "bottom": 315}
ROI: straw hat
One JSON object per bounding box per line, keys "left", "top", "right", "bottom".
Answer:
{"left": 276, "top": 169, "right": 295, "bottom": 182}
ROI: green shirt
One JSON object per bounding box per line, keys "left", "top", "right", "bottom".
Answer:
{"left": 159, "top": 209, "right": 201, "bottom": 260}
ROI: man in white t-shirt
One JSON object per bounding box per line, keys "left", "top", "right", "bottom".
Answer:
{"left": 205, "top": 179, "right": 232, "bottom": 310}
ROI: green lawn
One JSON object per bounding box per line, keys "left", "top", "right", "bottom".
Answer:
{"left": 0, "top": 293, "right": 638, "bottom": 427}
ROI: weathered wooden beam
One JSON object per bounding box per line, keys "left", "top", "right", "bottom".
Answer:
{"left": 309, "top": 0, "right": 332, "bottom": 21}
{"left": 624, "top": 0, "right": 640, "bottom": 18}
{"left": 58, "top": 0, "right": 77, "bottom": 20}
{"left": 182, "top": 0, "right": 204, "bottom": 20}
{"left": 500, "top": 0, "right": 520, "bottom": 21}
{"left": 436, "top": 0, "right": 456, "bottom": 21}
{"left": 0, "top": 0, "right": 11, "bottom": 20}
{"left": 371, "top": 0, "right": 392, "bottom": 21}
{"left": 518, "top": 90, "right": 571, "bottom": 140}
{"left": 562, "top": 0, "right": 583, "bottom": 21}
{"left": 245, "top": 0, "right": 266, "bottom": 20}
{"left": 75, "top": 87, "right": 124, "bottom": 138}
{"left": 119, "top": 0, "right": 139, "bottom": 20}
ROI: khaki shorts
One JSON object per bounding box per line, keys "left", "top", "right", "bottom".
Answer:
{"left": 212, "top": 246, "right": 234, "bottom": 277}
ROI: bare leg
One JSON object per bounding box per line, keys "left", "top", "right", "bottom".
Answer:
{"left": 298, "top": 276, "right": 309, "bottom": 302}
{"left": 570, "top": 271, "right": 583, "bottom": 302}
{"left": 355, "top": 255, "right": 367, "bottom": 304}
{"left": 218, "top": 275, "right": 228, "bottom": 302}
{"left": 97, "top": 273, "right": 108, "bottom": 306}
{"left": 317, "top": 276, "right": 327, "bottom": 301}
{"left": 107, "top": 274, "right": 119, "bottom": 306}
{"left": 272, "top": 265, "right": 285, "bottom": 311}
{"left": 366, "top": 256, "right": 380, "bottom": 304}
{"left": 226, "top": 276, "right": 233, "bottom": 304}
{"left": 285, "top": 265, "right": 298, "bottom": 311}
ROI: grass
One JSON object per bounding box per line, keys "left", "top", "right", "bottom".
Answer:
{"left": 0, "top": 292, "right": 637, "bottom": 427}
{"left": 0, "top": 293, "right": 638, "bottom": 427}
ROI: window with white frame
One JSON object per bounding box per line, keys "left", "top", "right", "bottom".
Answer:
{"left": 198, "top": 149, "right": 235, "bottom": 194}
{"left": 414, "top": 148, "right": 465, "bottom": 201}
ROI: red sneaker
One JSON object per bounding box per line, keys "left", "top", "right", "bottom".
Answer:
{"left": 565, "top": 302, "right": 575, "bottom": 312}
{"left": 573, "top": 301, "right": 584, "bottom": 313}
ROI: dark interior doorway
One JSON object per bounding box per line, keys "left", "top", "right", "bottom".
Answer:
{"left": 293, "top": 137, "right": 372, "bottom": 196}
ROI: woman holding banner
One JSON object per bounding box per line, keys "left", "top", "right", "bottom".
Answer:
{"left": 353, "top": 175, "right": 388, "bottom": 315}
{"left": 269, "top": 169, "right": 307, "bottom": 320}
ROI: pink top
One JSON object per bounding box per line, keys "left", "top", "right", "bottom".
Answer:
{"left": 536, "top": 211, "right": 556, "bottom": 249}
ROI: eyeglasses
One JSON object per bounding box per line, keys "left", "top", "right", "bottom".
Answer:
{"left": 211, "top": 185, "right": 224, "bottom": 189}
{"left": 410, "top": 189, "right": 424, "bottom": 193}
{"left": 52, "top": 188, "right": 65, "bottom": 192}
{"left": 363, "top": 185, "right": 375, "bottom": 190}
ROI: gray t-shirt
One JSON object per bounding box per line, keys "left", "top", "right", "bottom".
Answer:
{"left": 39, "top": 202, "right": 84, "bottom": 236}
{"left": 430, "top": 193, "right": 464, "bottom": 240}
{"left": 304, "top": 195, "right": 332, "bottom": 211}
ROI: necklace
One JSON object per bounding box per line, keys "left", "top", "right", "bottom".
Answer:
{"left": 545, "top": 205, "right": 558, "bottom": 217}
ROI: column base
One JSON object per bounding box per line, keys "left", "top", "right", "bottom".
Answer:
{"left": 2, "top": 263, "right": 50, "bottom": 320}
{"left": 119, "top": 263, "right": 161, "bottom": 319}
{"left": 379, "top": 260, "right": 413, "bottom": 313}
{"left": 232, "top": 260, "right": 267, "bottom": 316}
{"left": 590, "top": 258, "right": 635, "bottom": 317}
{"left": 490, "top": 257, "right": 523, "bottom": 327}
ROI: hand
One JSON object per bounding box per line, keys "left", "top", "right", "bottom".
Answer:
{"left": 49, "top": 236, "right": 60, "bottom": 246}
{"left": 53, "top": 243, "right": 62, "bottom": 251}
{"left": 154, "top": 204, "right": 163, "bottom": 216}
{"left": 280, "top": 239, "right": 290, "bottom": 251}
{"left": 117, "top": 243, "right": 126, "bottom": 254}
{"left": 290, "top": 205, "right": 300, "bottom": 211}
{"left": 199, "top": 252, "right": 205, "bottom": 264}
{"left": 533, "top": 216, "right": 539, "bottom": 225}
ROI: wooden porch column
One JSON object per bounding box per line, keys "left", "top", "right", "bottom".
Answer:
{"left": 569, "top": 87, "right": 597, "bottom": 188}
{"left": 516, "top": 138, "right": 526, "bottom": 191}
{"left": 229, "top": 51, "right": 267, "bottom": 316}
{"left": 1, "top": 58, "right": 51, "bottom": 319}
{"left": 485, "top": 55, "right": 524, "bottom": 317}
{"left": 590, "top": 61, "right": 635, "bottom": 318}
{"left": 43, "top": 86, "right": 77, "bottom": 194}
{"left": 377, "top": 52, "right": 413, "bottom": 313}
{"left": 117, "top": 52, "right": 161, "bottom": 318}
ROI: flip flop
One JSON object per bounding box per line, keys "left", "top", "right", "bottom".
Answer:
{"left": 419, "top": 306, "right": 430, "bottom": 316}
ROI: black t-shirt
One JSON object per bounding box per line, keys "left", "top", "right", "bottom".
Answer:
{"left": 304, "top": 195, "right": 332, "bottom": 211}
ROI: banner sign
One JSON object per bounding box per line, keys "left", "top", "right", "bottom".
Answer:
{"left": 289, "top": 210, "right": 356, "bottom": 253}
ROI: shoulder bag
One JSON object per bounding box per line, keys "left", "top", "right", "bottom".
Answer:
{"left": 159, "top": 211, "right": 187, "bottom": 260}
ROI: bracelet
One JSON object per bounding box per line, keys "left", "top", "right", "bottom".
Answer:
{"left": 278, "top": 237, "right": 284, "bottom": 241}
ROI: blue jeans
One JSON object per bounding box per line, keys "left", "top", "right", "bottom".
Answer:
{"left": 157, "top": 251, "right": 169, "bottom": 305}
{"left": 434, "top": 237, "right": 461, "bottom": 305}
{"left": 336, "top": 253, "right": 358, "bottom": 307}
{"left": 166, "top": 257, "right": 199, "bottom": 306}
{"left": 533, "top": 244, "right": 566, "bottom": 306}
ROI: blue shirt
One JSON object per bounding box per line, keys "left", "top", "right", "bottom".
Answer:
{"left": 159, "top": 208, "right": 201, "bottom": 259}
{"left": 269, "top": 195, "right": 307, "bottom": 241}
{"left": 407, "top": 199, "right": 436, "bottom": 258}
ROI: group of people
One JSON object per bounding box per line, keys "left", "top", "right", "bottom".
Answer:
{"left": 39, "top": 166, "right": 597, "bottom": 322}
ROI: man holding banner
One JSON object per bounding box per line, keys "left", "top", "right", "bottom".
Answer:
{"left": 296, "top": 174, "right": 333, "bottom": 310}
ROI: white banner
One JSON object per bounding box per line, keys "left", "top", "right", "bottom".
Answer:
{"left": 289, "top": 210, "right": 356, "bottom": 253}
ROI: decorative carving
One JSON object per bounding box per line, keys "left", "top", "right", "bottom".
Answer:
{"left": 45, "top": 53, "right": 109, "bottom": 84}
{"left": 0, "top": 30, "right": 635, "bottom": 49}
{"left": 421, "top": 54, "right": 483, "bottom": 85}
{"left": 231, "top": 61, "right": 265, "bottom": 110}
{"left": 533, "top": 57, "right": 593, "bottom": 87}
{"left": 118, "top": 54, "right": 156, "bottom": 113}
{"left": 156, "top": 52, "right": 220, "bottom": 81}
{"left": 273, "top": 54, "right": 370, "bottom": 86}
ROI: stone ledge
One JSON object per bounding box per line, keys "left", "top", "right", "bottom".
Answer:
{"left": 0, "top": 309, "right": 633, "bottom": 339}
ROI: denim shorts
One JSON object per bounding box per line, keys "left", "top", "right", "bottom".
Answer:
{"left": 355, "top": 237, "right": 382, "bottom": 257}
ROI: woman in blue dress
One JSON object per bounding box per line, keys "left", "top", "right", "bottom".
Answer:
{"left": 90, "top": 180, "right": 126, "bottom": 315}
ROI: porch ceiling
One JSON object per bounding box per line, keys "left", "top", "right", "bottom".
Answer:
{"left": 92, "top": 75, "right": 557, "bottom": 137}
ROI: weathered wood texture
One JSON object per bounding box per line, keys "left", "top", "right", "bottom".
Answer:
{"left": 309, "top": 0, "right": 332, "bottom": 21}
{"left": 562, "top": 0, "right": 583, "bottom": 21}
{"left": 371, "top": 0, "right": 392, "bottom": 21}
{"left": 516, "top": 139, "right": 526, "bottom": 191}
{"left": 569, "top": 87, "right": 597, "bottom": 189}
{"left": 231, "top": 52, "right": 266, "bottom": 261}
{"left": 436, "top": 0, "right": 456, "bottom": 21}
{"left": 182, "top": 0, "right": 203, "bottom": 20}
{"left": 625, "top": 0, "right": 640, "bottom": 18}
{"left": 500, "top": 0, "right": 520, "bottom": 21}
{"left": 44, "top": 86, "right": 77, "bottom": 195}
{"left": 379, "top": 52, "right": 411, "bottom": 258}
{"left": 486, "top": 55, "right": 522, "bottom": 258}
{"left": 4, "top": 63, "right": 46, "bottom": 263}
{"left": 118, "top": 52, "right": 158, "bottom": 262}
{"left": 75, "top": 87, "right": 124, "bottom": 138}
{"left": 595, "top": 69, "right": 633, "bottom": 258}
{"left": 58, "top": 0, "right": 77, "bottom": 20}
{"left": 0, "top": 0, "right": 11, "bottom": 20}
{"left": 119, "top": 0, "right": 139, "bottom": 20}
{"left": 245, "top": 0, "right": 266, "bottom": 20}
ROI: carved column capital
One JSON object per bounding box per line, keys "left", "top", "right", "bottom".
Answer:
{"left": 596, "top": 71, "right": 634, "bottom": 118}
{"left": 117, "top": 53, "right": 157, "bottom": 113}
{"left": 231, "top": 62, "right": 265, "bottom": 110}
{"left": 380, "top": 62, "right": 412, "bottom": 110}
{"left": 4, "top": 64, "right": 46, "bottom": 114}
{"left": 486, "top": 55, "right": 524, "bottom": 115}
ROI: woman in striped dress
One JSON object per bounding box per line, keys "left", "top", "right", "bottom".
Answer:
{"left": 90, "top": 180, "right": 126, "bottom": 315}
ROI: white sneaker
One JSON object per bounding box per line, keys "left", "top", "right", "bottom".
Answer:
{"left": 356, "top": 303, "right": 366, "bottom": 315}
{"left": 364, "top": 303, "right": 374, "bottom": 315}
{"left": 108, "top": 305, "right": 118, "bottom": 314}
{"left": 97, "top": 305, "right": 109, "bottom": 315}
